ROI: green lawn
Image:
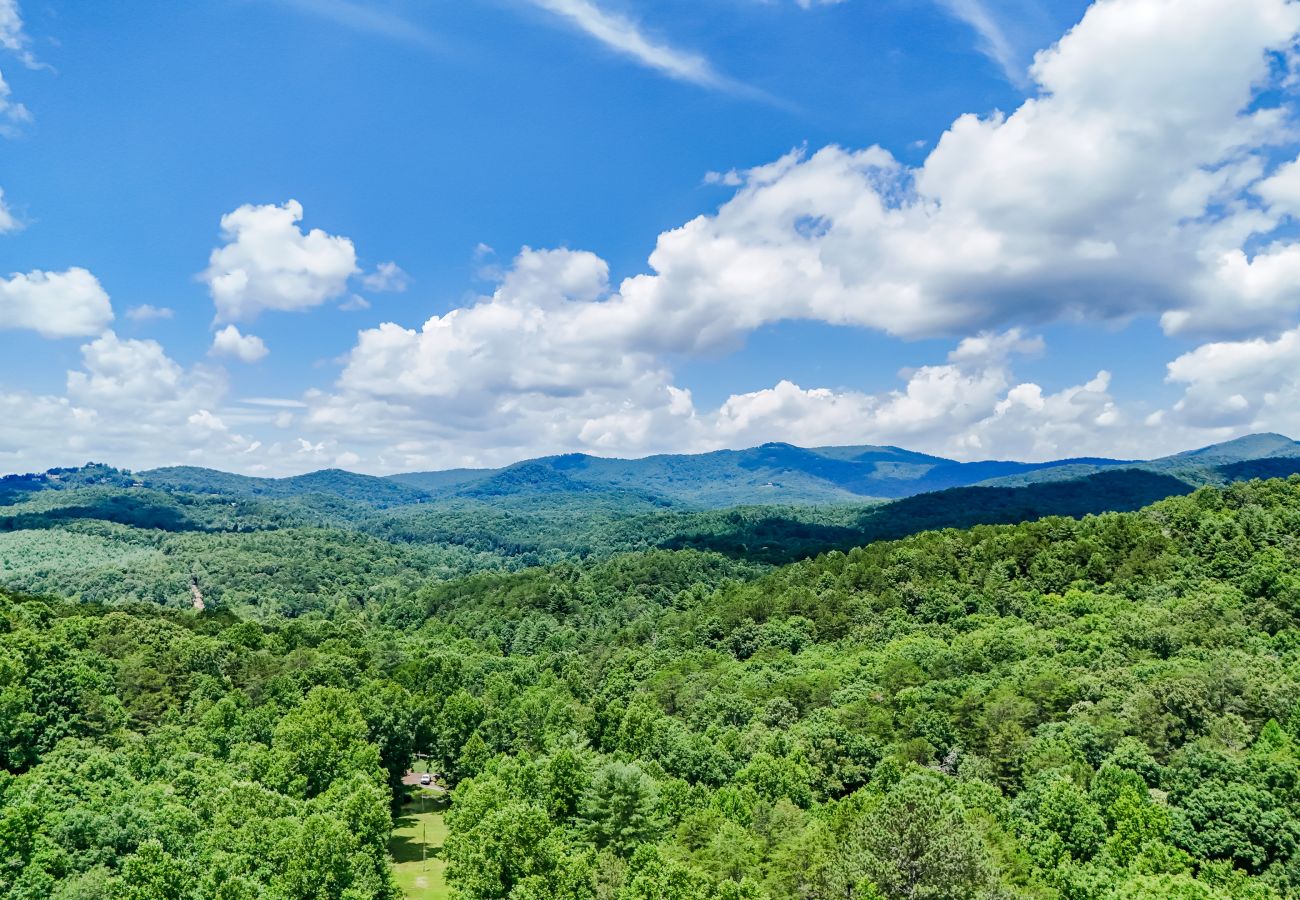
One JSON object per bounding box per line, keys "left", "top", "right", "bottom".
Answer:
{"left": 389, "top": 791, "right": 450, "bottom": 900}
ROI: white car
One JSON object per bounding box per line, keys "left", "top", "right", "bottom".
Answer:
{"left": 419, "top": 774, "right": 431, "bottom": 786}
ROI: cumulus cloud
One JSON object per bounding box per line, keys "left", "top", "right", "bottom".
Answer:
{"left": 1253, "top": 154, "right": 1300, "bottom": 217}
{"left": 311, "top": 310, "right": 1132, "bottom": 469}
{"left": 337, "top": 247, "right": 651, "bottom": 405}
{"left": 569, "top": 0, "right": 1300, "bottom": 348}
{"left": 309, "top": 238, "right": 1129, "bottom": 466}
{"left": 67, "top": 332, "right": 211, "bottom": 410}
{"left": 305, "top": 0, "right": 1300, "bottom": 467}
{"left": 318, "top": 0, "right": 1300, "bottom": 424}
{"left": 703, "top": 330, "right": 1112, "bottom": 458}
{"left": 1159, "top": 327, "right": 1300, "bottom": 433}
{"left": 202, "top": 200, "right": 359, "bottom": 321}
{"left": 210, "top": 325, "right": 269, "bottom": 363}
{"left": 13, "top": 0, "right": 1300, "bottom": 475}
{"left": 0, "top": 268, "right": 114, "bottom": 338}
{"left": 0, "top": 332, "right": 282, "bottom": 474}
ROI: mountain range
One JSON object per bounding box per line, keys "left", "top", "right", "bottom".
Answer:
{"left": 5, "top": 432, "right": 1300, "bottom": 607}
{"left": 91, "top": 431, "right": 1300, "bottom": 509}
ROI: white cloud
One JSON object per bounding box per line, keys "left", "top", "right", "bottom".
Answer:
{"left": 0, "top": 187, "right": 16, "bottom": 233}
{"left": 242, "top": 397, "right": 308, "bottom": 409}
{"left": 1161, "top": 327, "right": 1300, "bottom": 431}
{"left": 0, "top": 268, "right": 114, "bottom": 338}
{"left": 933, "top": 0, "right": 1025, "bottom": 86}
{"left": 523, "top": 0, "right": 745, "bottom": 92}
{"left": 1253, "top": 153, "right": 1300, "bottom": 217}
{"left": 703, "top": 169, "right": 744, "bottom": 187}
{"left": 963, "top": 371, "right": 1120, "bottom": 458}
{"left": 312, "top": 313, "right": 1136, "bottom": 469}
{"left": 125, "top": 304, "right": 174, "bottom": 321}
{"left": 677, "top": 333, "right": 1124, "bottom": 465}
{"left": 187, "top": 409, "right": 227, "bottom": 434}
{"left": 274, "top": 0, "right": 443, "bottom": 51}
{"left": 311, "top": 239, "right": 1136, "bottom": 466}
{"left": 210, "top": 324, "right": 269, "bottom": 363}
{"left": 360, "top": 261, "right": 410, "bottom": 293}
{"left": 0, "top": 1, "right": 37, "bottom": 138}
{"left": 0, "top": 332, "right": 289, "bottom": 473}
{"left": 571, "top": 0, "right": 1300, "bottom": 349}
{"left": 0, "top": 69, "right": 30, "bottom": 136}
{"left": 202, "top": 200, "right": 359, "bottom": 321}
{"left": 13, "top": 0, "right": 1300, "bottom": 475}
{"left": 67, "top": 332, "right": 207, "bottom": 409}
{"left": 336, "top": 247, "right": 649, "bottom": 405}
{"left": 340, "top": 294, "right": 371, "bottom": 311}
{"left": 0, "top": 0, "right": 39, "bottom": 68}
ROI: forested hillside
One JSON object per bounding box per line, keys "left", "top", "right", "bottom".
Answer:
{"left": 3, "top": 477, "right": 1300, "bottom": 898}
{"left": 3, "top": 437, "right": 1295, "bottom": 617}
{"left": 0, "top": 451, "right": 1269, "bottom": 614}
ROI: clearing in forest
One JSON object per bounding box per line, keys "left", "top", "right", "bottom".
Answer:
{"left": 389, "top": 787, "right": 450, "bottom": 900}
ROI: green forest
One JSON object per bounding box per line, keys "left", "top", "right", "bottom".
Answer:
{"left": 3, "top": 454, "right": 1300, "bottom": 898}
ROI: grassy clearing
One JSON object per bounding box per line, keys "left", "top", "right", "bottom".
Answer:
{"left": 390, "top": 790, "right": 450, "bottom": 900}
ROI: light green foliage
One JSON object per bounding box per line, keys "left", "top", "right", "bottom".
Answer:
{"left": 2, "top": 473, "right": 1300, "bottom": 898}
{"left": 273, "top": 687, "right": 383, "bottom": 797}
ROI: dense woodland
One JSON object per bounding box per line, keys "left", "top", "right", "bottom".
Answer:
{"left": 0, "top": 448, "right": 1283, "bottom": 617}
{"left": 3, "top": 465, "right": 1300, "bottom": 898}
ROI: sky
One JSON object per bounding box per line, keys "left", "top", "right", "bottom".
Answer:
{"left": 3, "top": 0, "right": 1300, "bottom": 475}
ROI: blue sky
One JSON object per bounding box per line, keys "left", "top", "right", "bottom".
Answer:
{"left": 1, "top": 0, "right": 1299, "bottom": 474}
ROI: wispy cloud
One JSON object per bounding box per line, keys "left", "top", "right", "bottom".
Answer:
{"left": 933, "top": 0, "right": 1026, "bottom": 87}
{"left": 523, "top": 0, "right": 753, "bottom": 95}
{"left": 274, "top": 0, "right": 443, "bottom": 51}
{"left": 0, "top": 0, "right": 41, "bottom": 69}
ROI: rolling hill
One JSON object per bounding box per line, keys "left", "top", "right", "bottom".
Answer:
{"left": 2, "top": 434, "right": 1299, "bottom": 609}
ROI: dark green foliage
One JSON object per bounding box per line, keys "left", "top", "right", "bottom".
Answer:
{"left": 663, "top": 468, "right": 1197, "bottom": 563}
{"left": 579, "top": 761, "right": 662, "bottom": 854}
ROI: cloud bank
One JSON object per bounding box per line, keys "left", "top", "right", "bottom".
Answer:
{"left": 7, "top": 0, "right": 1300, "bottom": 474}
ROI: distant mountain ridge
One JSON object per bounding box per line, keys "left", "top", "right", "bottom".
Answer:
{"left": 5, "top": 433, "right": 1300, "bottom": 598}
{"left": 388, "top": 442, "right": 1134, "bottom": 507}
{"left": 44, "top": 432, "right": 1289, "bottom": 510}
